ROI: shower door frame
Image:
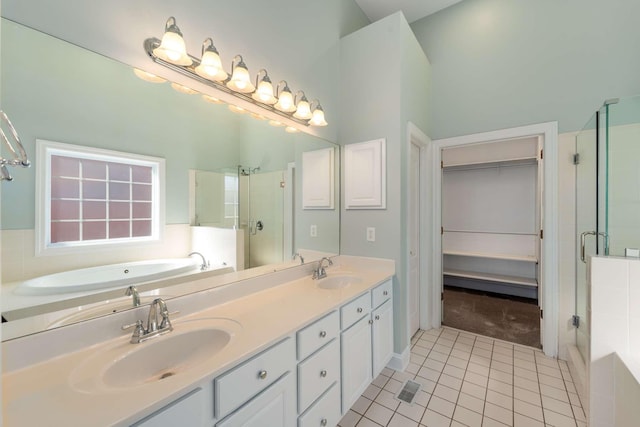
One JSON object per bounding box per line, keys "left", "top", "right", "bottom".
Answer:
{"left": 428, "top": 121, "right": 559, "bottom": 357}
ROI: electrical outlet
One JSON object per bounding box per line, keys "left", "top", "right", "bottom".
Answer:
{"left": 366, "top": 227, "right": 375, "bottom": 242}
{"left": 310, "top": 225, "right": 317, "bottom": 237}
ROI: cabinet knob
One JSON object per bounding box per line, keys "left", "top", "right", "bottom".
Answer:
{"left": 375, "top": 315, "right": 380, "bottom": 320}
{"left": 357, "top": 307, "right": 363, "bottom": 313}
{"left": 321, "top": 419, "right": 328, "bottom": 426}
{"left": 258, "top": 370, "right": 267, "bottom": 380}
{"left": 383, "top": 290, "right": 388, "bottom": 296}
{"left": 368, "top": 319, "right": 373, "bottom": 324}
{"left": 319, "top": 330, "right": 327, "bottom": 338}
{"left": 320, "top": 370, "right": 327, "bottom": 378}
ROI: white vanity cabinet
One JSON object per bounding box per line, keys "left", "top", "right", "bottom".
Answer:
{"left": 296, "top": 311, "right": 341, "bottom": 427}
{"left": 131, "top": 387, "right": 209, "bottom": 426}
{"left": 340, "top": 279, "right": 393, "bottom": 413}
{"left": 215, "top": 337, "right": 296, "bottom": 423}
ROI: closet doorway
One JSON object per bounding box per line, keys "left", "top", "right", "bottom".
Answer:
{"left": 441, "top": 138, "right": 542, "bottom": 348}
{"left": 429, "top": 122, "right": 559, "bottom": 356}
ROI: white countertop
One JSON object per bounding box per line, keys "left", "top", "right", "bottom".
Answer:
{"left": 2, "top": 256, "right": 394, "bottom": 426}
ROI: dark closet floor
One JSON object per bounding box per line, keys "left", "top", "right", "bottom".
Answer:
{"left": 442, "top": 286, "right": 541, "bottom": 348}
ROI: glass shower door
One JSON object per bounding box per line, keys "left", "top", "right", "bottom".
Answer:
{"left": 575, "top": 112, "right": 599, "bottom": 362}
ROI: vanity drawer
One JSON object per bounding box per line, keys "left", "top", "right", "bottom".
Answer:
{"left": 372, "top": 279, "right": 392, "bottom": 308}
{"left": 215, "top": 337, "right": 295, "bottom": 419}
{"left": 297, "top": 311, "right": 339, "bottom": 361}
{"left": 340, "top": 293, "right": 371, "bottom": 330}
{"left": 297, "top": 338, "right": 340, "bottom": 412}
{"left": 298, "top": 382, "right": 341, "bottom": 427}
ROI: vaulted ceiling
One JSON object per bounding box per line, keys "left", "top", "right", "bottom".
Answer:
{"left": 355, "top": 0, "right": 465, "bottom": 23}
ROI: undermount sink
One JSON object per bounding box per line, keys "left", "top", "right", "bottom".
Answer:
{"left": 70, "top": 318, "right": 241, "bottom": 393}
{"left": 316, "top": 274, "right": 362, "bottom": 289}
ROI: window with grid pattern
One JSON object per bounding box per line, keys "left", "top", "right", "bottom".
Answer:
{"left": 37, "top": 140, "right": 164, "bottom": 253}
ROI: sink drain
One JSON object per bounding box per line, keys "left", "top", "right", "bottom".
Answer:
{"left": 159, "top": 372, "right": 175, "bottom": 380}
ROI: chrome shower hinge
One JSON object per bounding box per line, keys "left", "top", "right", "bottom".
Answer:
{"left": 572, "top": 315, "right": 580, "bottom": 328}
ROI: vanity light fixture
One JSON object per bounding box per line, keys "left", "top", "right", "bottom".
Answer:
{"left": 194, "top": 38, "right": 227, "bottom": 82}
{"left": 144, "top": 17, "right": 328, "bottom": 128}
{"left": 227, "top": 55, "right": 255, "bottom": 93}
{"left": 293, "top": 91, "right": 312, "bottom": 120}
{"left": 133, "top": 68, "right": 166, "bottom": 83}
{"left": 309, "top": 100, "right": 328, "bottom": 127}
{"left": 252, "top": 69, "right": 277, "bottom": 105}
{"left": 153, "top": 17, "right": 192, "bottom": 66}
{"left": 170, "top": 82, "right": 198, "bottom": 95}
{"left": 274, "top": 81, "right": 296, "bottom": 113}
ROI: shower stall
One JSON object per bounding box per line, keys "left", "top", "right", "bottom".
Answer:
{"left": 575, "top": 95, "right": 640, "bottom": 362}
{"left": 192, "top": 165, "right": 288, "bottom": 270}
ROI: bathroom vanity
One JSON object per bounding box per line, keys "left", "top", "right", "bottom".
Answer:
{"left": 2, "top": 256, "right": 395, "bottom": 426}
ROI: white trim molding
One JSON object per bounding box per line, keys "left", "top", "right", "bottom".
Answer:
{"left": 429, "top": 122, "right": 559, "bottom": 357}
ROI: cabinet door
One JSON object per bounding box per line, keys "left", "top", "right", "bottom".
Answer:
{"left": 372, "top": 299, "right": 393, "bottom": 378}
{"left": 132, "top": 388, "right": 205, "bottom": 427}
{"left": 340, "top": 315, "right": 372, "bottom": 414}
{"left": 216, "top": 372, "right": 296, "bottom": 427}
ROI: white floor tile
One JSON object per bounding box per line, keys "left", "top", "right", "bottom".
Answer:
{"left": 486, "top": 389, "right": 513, "bottom": 411}
{"left": 395, "top": 401, "right": 426, "bottom": 423}
{"left": 421, "top": 408, "right": 452, "bottom": 427}
{"left": 352, "top": 396, "right": 373, "bottom": 414}
{"left": 484, "top": 402, "right": 513, "bottom": 426}
{"left": 364, "top": 402, "right": 394, "bottom": 426}
{"left": 344, "top": 328, "right": 581, "bottom": 427}
{"left": 453, "top": 404, "right": 483, "bottom": 427}
{"left": 457, "top": 392, "right": 484, "bottom": 414}
{"left": 338, "top": 410, "right": 361, "bottom": 427}
{"left": 542, "top": 408, "right": 578, "bottom": 427}
{"left": 428, "top": 395, "right": 456, "bottom": 418}
{"left": 356, "top": 417, "right": 382, "bottom": 427}
{"left": 434, "top": 383, "right": 460, "bottom": 403}
{"left": 387, "top": 412, "right": 418, "bottom": 427}
{"left": 513, "top": 413, "right": 544, "bottom": 427}
{"left": 375, "top": 389, "right": 399, "bottom": 411}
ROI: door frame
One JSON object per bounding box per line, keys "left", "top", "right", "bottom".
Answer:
{"left": 428, "top": 122, "right": 559, "bottom": 357}
{"left": 406, "top": 122, "right": 430, "bottom": 342}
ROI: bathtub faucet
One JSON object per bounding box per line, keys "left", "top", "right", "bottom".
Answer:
{"left": 125, "top": 285, "right": 141, "bottom": 307}
{"left": 188, "top": 251, "right": 210, "bottom": 271}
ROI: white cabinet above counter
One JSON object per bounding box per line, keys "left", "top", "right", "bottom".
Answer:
{"left": 2, "top": 256, "right": 395, "bottom": 426}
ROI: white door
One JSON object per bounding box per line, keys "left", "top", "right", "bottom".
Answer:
{"left": 409, "top": 141, "right": 421, "bottom": 336}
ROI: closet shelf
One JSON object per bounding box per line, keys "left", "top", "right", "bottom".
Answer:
{"left": 442, "top": 156, "right": 537, "bottom": 171}
{"left": 443, "top": 269, "right": 538, "bottom": 287}
{"left": 443, "top": 250, "right": 538, "bottom": 263}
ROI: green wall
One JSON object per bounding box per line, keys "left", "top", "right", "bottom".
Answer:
{"left": 339, "top": 12, "right": 430, "bottom": 355}
{"left": 411, "top": 0, "right": 640, "bottom": 139}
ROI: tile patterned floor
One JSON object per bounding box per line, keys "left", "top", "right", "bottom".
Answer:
{"left": 339, "top": 327, "right": 586, "bottom": 427}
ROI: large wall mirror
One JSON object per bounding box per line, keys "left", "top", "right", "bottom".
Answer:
{"left": 0, "top": 19, "right": 340, "bottom": 339}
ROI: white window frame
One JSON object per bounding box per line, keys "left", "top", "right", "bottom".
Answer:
{"left": 35, "top": 139, "right": 165, "bottom": 256}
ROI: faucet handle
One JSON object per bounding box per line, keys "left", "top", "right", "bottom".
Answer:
{"left": 122, "top": 319, "right": 144, "bottom": 331}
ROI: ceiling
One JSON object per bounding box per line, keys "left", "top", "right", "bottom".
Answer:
{"left": 355, "top": 0, "right": 465, "bottom": 23}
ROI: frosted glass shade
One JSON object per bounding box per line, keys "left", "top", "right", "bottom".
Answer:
{"left": 153, "top": 31, "right": 192, "bottom": 66}
{"left": 274, "top": 90, "right": 296, "bottom": 113}
{"left": 252, "top": 80, "right": 277, "bottom": 104}
{"left": 226, "top": 65, "right": 255, "bottom": 93}
{"left": 293, "top": 98, "right": 312, "bottom": 120}
{"left": 195, "top": 50, "right": 227, "bottom": 82}
{"left": 309, "top": 106, "right": 328, "bottom": 126}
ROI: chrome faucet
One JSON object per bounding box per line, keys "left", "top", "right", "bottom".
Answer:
{"left": 312, "top": 257, "right": 333, "bottom": 280}
{"left": 292, "top": 252, "right": 305, "bottom": 264}
{"left": 189, "top": 251, "right": 209, "bottom": 271}
{"left": 122, "top": 298, "right": 174, "bottom": 343}
{"left": 125, "top": 285, "right": 141, "bottom": 307}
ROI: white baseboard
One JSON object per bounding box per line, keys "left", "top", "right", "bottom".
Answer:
{"left": 387, "top": 346, "right": 410, "bottom": 372}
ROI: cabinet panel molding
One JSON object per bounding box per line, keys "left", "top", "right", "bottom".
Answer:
{"left": 345, "top": 139, "right": 386, "bottom": 209}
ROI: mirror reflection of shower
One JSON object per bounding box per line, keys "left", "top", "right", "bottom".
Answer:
{"left": 237, "top": 165, "right": 286, "bottom": 269}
